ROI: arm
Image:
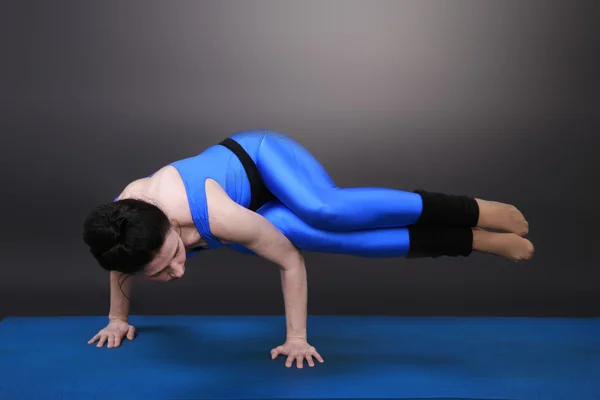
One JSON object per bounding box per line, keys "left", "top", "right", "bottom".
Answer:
{"left": 278, "top": 258, "right": 308, "bottom": 340}
{"left": 88, "top": 271, "right": 136, "bottom": 348}
{"left": 108, "top": 271, "right": 133, "bottom": 322}
{"left": 205, "top": 179, "right": 307, "bottom": 340}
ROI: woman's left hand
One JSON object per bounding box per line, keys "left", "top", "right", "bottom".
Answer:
{"left": 270, "top": 338, "right": 324, "bottom": 368}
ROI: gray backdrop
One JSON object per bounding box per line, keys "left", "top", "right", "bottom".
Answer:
{"left": 1, "top": 0, "right": 598, "bottom": 318}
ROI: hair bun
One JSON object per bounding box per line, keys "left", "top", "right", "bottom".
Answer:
{"left": 107, "top": 210, "right": 128, "bottom": 242}
{"left": 83, "top": 203, "right": 129, "bottom": 257}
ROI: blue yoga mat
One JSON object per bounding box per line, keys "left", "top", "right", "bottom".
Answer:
{"left": 1, "top": 315, "right": 599, "bottom": 400}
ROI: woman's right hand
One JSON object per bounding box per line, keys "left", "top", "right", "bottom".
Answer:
{"left": 88, "top": 319, "right": 136, "bottom": 348}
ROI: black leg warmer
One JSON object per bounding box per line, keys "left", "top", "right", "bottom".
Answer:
{"left": 413, "top": 189, "right": 479, "bottom": 227}
{"left": 407, "top": 226, "right": 473, "bottom": 258}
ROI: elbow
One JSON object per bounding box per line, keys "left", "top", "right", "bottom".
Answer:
{"left": 279, "top": 248, "right": 304, "bottom": 271}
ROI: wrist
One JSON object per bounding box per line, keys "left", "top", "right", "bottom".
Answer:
{"left": 286, "top": 334, "right": 307, "bottom": 342}
{"left": 286, "top": 324, "right": 307, "bottom": 341}
{"left": 108, "top": 315, "right": 128, "bottom": 323}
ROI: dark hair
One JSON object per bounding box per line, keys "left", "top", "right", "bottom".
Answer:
{"left": 82, "top": 198, "right": 172, "bottom": 275}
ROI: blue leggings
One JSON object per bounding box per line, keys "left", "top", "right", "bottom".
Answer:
{"left": 229, "top": 133, "right": 425, "bottom": 258}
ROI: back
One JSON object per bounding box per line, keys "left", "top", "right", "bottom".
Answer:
{"left": 169, "top": 130, "right": 270, "bottom": 249}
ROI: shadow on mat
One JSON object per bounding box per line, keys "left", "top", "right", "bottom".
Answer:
{"left": 135, "top": 324, "right": 469, "bottom": 370}
{"left": 131, "top": 322, "right": 489, "bottom": 399}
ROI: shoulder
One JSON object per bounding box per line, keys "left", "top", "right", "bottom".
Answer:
{"left": 149, "top": 165, "right": 182, "bottom": 187}
{"left": 116, "top": 178, "right": 149, "bottom": 201}
{"left": 116, "top": 166, "right": 184, "bottom": 208}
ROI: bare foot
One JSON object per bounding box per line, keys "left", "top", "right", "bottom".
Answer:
{"left": 475, "top": 199, "right": 529, "bottom": 236}
{"left": 472, "top": 228, "right": 534, "bottom": 261}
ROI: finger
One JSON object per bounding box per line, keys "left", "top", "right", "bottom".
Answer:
{"left": 306, "top": 354, "right": 315, "bottom": 367}
{"left": 285, "top": 355, "right": 294, "bottom": 368}
{"left": 271, "top": 346, "right": 284, "bottom": 359}
{"left": 113, "top": 335, "right": 122, "bottom": 348}
{"left": 107, "top": 335, "right": 115, "bottom": 349}
{"left": 96, "top": 335, "right": 107, "bottom": 348}
{"left": 312, "top": 349, "right": 324, "bottom": 363}
{"left": 127, "top": 326, "right": 136, "bottom": 340}
{"left": 88, "top": 334, "right": 99, "bottom": 344}
{"left": 296, "top": 356, "right": 304, "bottom": 369}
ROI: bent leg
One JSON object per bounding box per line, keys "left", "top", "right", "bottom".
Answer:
{"left": 256, "top": 132, "right": 479, "bottom": 232}
{"left": 227, "top": 200, "right": 472, "bottom": 259}
{"left": 256, "top": 200, "right": 412, "bottom": 258}
{"left": 226, "top": 200, "right": 532, "bottom": 261}
{"left": 256, "top": 132, "right": 423, "bottom": 231}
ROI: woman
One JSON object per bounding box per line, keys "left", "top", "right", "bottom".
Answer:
{"left": 83, "top": 129, "right": 533, "bottom": 368}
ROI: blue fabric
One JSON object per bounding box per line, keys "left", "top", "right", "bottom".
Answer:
{"left": 255, "top": 131, "right": 423, "bottom": 231}
{"left": 169, "top": 130, "right": 267, "bottom": 250}
{"left": 169, "top": 130, "right": 423, "bottom": 258}
{"left": 1, "top": 315, "right": 599, "bottom": 400}
{"left": 247, "top": 199, "right": 413, "bottom": 258}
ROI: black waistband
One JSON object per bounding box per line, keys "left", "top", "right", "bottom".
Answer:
{"left": 218, "top": 138, "right": 274, "bottom": 212}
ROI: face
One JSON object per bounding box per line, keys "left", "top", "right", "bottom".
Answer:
{"left": 144, "top": 228, "right": 187, "bottom": 281}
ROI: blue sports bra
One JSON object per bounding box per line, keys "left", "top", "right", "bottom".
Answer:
{"left": 115, "top": 130, "right": 275, "bottom": 258}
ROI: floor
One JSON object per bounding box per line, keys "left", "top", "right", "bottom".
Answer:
{"left": 1, "top": 315, "right": 599, "bottom": 400}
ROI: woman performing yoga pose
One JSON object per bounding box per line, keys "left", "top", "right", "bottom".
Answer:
{"left": 83, "top": 130, "right": 534, "bottom": 368}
